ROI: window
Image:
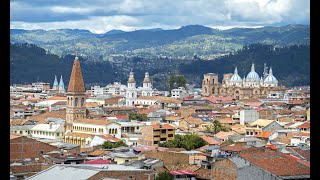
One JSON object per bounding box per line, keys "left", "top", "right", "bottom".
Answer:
{"left": 161, "top": 130, "right": 166, "bottom": 134}
{"left": 160, "top": 138, "right": 166, "bottom": 141}
{"left": 246, "top": 132, "right": 249, "bottom": 135}
{"left": 57, "top": 133, "right": 60, "bottom": 136}
{"left": 250, "top": 132, "right": 253, "bottom": 135}
{"left": 75, "top": 98, "right": 78, "bottom": 106}
{"left": 168, "top": 134, "right": 173, "bottom": 137}
{"left": 81, "top": 98, "right": 85, "bottom": 107}
{"left": 154, "top": 141, "right": 159, "bottom": 144}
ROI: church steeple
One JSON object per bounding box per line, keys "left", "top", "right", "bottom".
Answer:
{"left": 65, "top": 55, "right": 86, "bottom": 133}
{"left": 58, "top": 75, "right": 65, "bottom": 93}
{"left": 67, "top": 56, "right": 85, "bottom": 93}
{"left": 53, "top": 75, "right": 59, "bottom": 90}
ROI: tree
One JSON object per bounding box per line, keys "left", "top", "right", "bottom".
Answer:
{"left": 210, "top": 120, "right": 230, "bottom": 134}
{"left": 167, "top": 75, "right": 187, "bottom": 92}
{"left": 159, "top": 134, "right": 207, "bottom": 150}
{"left": 155, "top": 171, "right": 174, "bottom": 180}
{"left": 128, "top": 113, "right": 148, "bottom": 121}
{"left": 102, "top": 140, "right": 128, "bottom": 149}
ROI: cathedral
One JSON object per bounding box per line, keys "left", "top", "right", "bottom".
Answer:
{"left": 202, "top": 64, "right": 283, "bottom": 99}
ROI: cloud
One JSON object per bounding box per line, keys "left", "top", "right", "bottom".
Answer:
{"left": 10, "top": 0, "right": 310, "bottom": 33}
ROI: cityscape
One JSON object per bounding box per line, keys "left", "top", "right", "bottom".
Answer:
{"left": 10, "top": 0, "right": 310, "bottom": 180}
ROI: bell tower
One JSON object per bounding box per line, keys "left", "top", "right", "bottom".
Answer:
{"left": 65, "top": 55, "right": 86, "bottom": 133}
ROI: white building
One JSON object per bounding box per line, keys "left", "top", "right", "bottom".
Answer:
{"left": 171, "top": 87, "right": 188, "bottom": 99}
{"left": 30, "top": 123, "right": 64, "bottom": 140}
{"left": 240, "top": 110, "right": 259, "bottom": 125}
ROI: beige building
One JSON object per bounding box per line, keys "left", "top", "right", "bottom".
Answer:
{"left": 139, "top": 123, "right": 175, "bottom": 146}
{"left": 202, "top": 64, "right": 285, "bottom": 99}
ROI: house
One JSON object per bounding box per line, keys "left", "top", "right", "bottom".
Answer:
{"left": 107, "top": 151, "right": 139, "bottom": 164}
{"left": 290, "top": 132, "right": 310, "bottom": 146}
{"left": 231, "top": 124, "right": 246, "bottom": 135}
{"left": 215, "top": 131, "right": 236, "bottom": 142}
{"left": 10, "top": 134, "right": 59, "bottom": 162}
{"left": 29, "top": 123, "right": 64, "bottom": 140}
{"left": 139, "top": 123, "right": 175, "bottom": 146}
{"left": 297, "top": 122, "right": 310, "bottom": 132}
{"left": 245, "top": 119, "right": 284, "bottom": 136}
{"left": 229, "top": 147, "right": 310, "bottom": 180}
{"left": 201, "top": 135, "right": 222, "bottom": 145}
{"left": 26, "top": 164, "right": 155, "bottom": 180}
{"left": 179, "top": 116, "right": 203, "bottom": 128}
{"left": 90, "top": 134, "right": 122, "bottom": 147}
{"left": 216, "top": 117, "right": 237, "bottom": 128}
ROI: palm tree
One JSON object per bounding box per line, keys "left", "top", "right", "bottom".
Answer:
{"left": 212, "top": 120, "right": 223, "bottom": 134}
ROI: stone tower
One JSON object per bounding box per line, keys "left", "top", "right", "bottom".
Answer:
{"left": 65, "top": 56, "right": 86, "bottom": 133}
{"left": 142, "top": 72, "right": 153, "bottom": 96}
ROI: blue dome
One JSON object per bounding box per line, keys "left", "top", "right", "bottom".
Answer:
{"left": 246, "top": 64, "right": 260, "bottom": 81}
{"left": 230, "top": 67, "right": 242, "bottom": 83}
{"left": 264, "top": 68, "right": 278, "bottom": 84}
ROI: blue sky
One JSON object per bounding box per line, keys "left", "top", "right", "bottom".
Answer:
{"left": 10, "top": 0, "right": 310, "bottom": 34}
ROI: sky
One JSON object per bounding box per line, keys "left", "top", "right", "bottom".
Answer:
{"left": 10, "top": 0, "right": 310, "bottom": 34}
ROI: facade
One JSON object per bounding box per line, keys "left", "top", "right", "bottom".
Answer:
{"left": 240, "top": 110, "right": 259, "bottom": 125}
{"left": 171, "top": 87, "right": 188, "bottom": 99}
{"left": 139, "top": 123, "right": 175, "bottom": 146}
{"left": 245, "top": 120, "right": 284, "bottom": 136}
{"left": 202, "top": 64, "right": 282, "bottom": 99}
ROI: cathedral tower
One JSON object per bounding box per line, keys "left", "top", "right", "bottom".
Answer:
{"left": 142, "top": 72, "right": 153, "bottom": 96}
{"left": 65, "top": 56, "right": 86, "bottom": 133}
{"left": 126, "top": 71, "right": 137, "bottom": 106}
{"left": 58, "top": 75, "right": 65, "bottom": 94}
{"left": 53, "top": 75, "right": 59, "bottom": 90}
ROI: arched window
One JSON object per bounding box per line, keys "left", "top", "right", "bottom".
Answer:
{"left": 109, "top": 129, "right": 111, "bottom": 134}
{"left": 132, "top": 92, "right": 134, "bottom": 97}
{"left": 81, "top": 98, "right": 85, "bottom": 107}
{"left": 75, "top": 98, "right": 78, "bottom": 107}
{"left": 115, "top": 129, "right": 118, "bottom": 134}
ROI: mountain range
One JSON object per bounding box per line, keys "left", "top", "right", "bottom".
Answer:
{"left": 10, "top": 24, "right": 310, "bottom": 60}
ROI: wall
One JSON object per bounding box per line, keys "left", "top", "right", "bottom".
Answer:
{"left": 88, "top": 170, "right": 155, "bottom": 180}
{"left": 141, "top": 151, "right": 189, "bottom": 165}
{"left": 10, "top": 136, "right": 58, "bottom": 161}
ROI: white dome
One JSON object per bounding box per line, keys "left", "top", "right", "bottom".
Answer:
{"left": 230, "top": 67, "right": 242, "bottom": 83}
{"left": 246, "top": 64, "right": 260, "bottom": 82}
{"left": 264, "top": 67, "right": 278, "bottom": 84}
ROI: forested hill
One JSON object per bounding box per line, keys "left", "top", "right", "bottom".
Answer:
{"left": 10, "top": 43, "right": 116, "bottom": 87}
{"left": 10, "top": 43, "right": 309, "bottom": 89}
{"left": 179, "top": 43, "right": 310, "bottom": 87}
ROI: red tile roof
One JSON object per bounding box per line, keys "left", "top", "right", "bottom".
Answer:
{"left": 298, "top": 122, "right": 310, "bottom": 129}
{"left": 240, "top": 150, "right": 310, "bottom": 176}
{"left": 256, "top": 131, "right": 274, "bottom": 139}
{"left": 203, "top": 97, "right": 234, "bottom": 103}
{"left": 201, "top": 135, "right": 221, "bottom": 145}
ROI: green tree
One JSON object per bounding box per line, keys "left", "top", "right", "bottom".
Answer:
{"left": 155, "top": 171, "right": 174, "bottom": 180}
{"left": 159, "top": 134, "right": 207, "bottom": 150}
{"left": 128, "top": 113, "right": 148, "bottom": 121}
{"left": 102, "top": 140, "right": 128, "bottom": 149}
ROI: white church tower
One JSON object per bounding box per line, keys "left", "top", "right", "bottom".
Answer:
{"left": 126, "top": 71, "right": 137, "bottom": 107}
{"left": 141, "top": 72, "right": 153, "bottom": 96}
